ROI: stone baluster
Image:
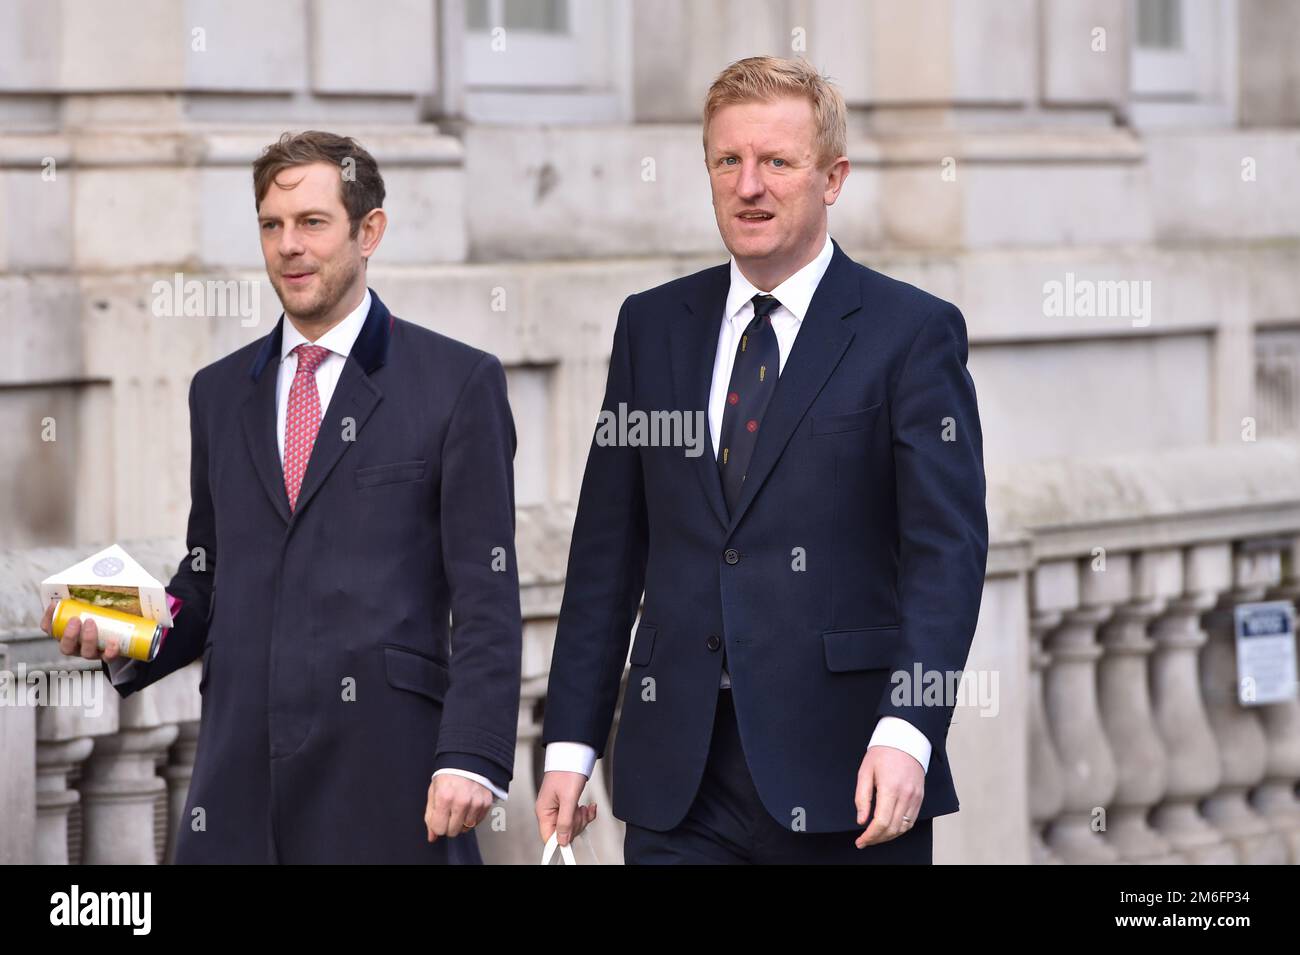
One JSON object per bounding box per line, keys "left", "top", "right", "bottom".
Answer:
{"left": 1043, "top": 558, "right": 1120, "bottom": 863}
{"left": 1028, "top": 561, "right": 1071, "bottom": 864}
{"left": 1097, "top": 550, "right": 1178, "bottom": 863}
{"left": 35, "top": 735, "right": 95, "bottom": 865}
{"left": 33, "top": 662, "right": 121, "bottom": 865}
{"left": 79, "top": 725, "right": 178, "bottom": 864}
{"left": 78, "top": 671, "right": 181, "bottom": 864}
{"left": 1258, "top": 532, "right": 1300, "bottom": 863}
{"left": 1199, "top": 545, "right": 1287, "bottom": 864}
{"left": 1148, "top": 544, "right": 1236, "bottom": 863}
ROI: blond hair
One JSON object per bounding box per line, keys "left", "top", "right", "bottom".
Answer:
{"left": 702, "top": 56, "right": 847, "bottom": 168}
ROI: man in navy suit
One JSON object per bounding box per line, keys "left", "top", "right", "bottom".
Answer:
{"left": 536, "top": 57, "right": 988, "bottom": 864}
{"left": 46, "top": 131, "right": 522, "bottom": 863}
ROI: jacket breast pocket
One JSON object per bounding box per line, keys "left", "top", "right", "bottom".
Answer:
{"left": 355, "top": 459, "right": 426, "bottom": 489}
{"left": 822, "top": 625, "right": 901, "bottom": 672}
{"left": 811, "top": 402, "right": 883, "bottom": 436}
{"left": 383, "top": 645, "right": 450, "bottom": 704}
{"left": 628, "top": 624, "right": 657, "bottom": 666}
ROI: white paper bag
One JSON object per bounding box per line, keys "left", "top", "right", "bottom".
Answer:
{"left": 540, "top": 830, "right": 599, "bottom": 865}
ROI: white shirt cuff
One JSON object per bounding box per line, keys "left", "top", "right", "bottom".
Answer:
{"left": 432, "top": 768, "right": 508, "bottom": 801}
{"left": 868, "top": 716, "right": 931, "bottom": 773}
{"left": 544, "top": 741, "right": 597, "bottom": 778}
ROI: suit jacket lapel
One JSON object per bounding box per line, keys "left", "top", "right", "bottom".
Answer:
{"left": 239, "top": 288, "right": 393, "bottom": 527}
{"left": 242, "top": 315, "right": 292, "bottom": 524}
{"left": 289, "top": 290, "right": 391, "bottom": 521}
{"left": 671, "top": 264, "right": 731, "bottom": 531}
{"left": 724, "top": 241, "right": 860, "bottom": 535}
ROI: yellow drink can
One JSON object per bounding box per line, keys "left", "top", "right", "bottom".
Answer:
{"left": 51, "top": 598, "right": 163, "bottom": 662}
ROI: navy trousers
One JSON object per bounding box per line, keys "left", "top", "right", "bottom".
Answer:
{"left": 623, "top": 690, "right": 933, "bottom": 865}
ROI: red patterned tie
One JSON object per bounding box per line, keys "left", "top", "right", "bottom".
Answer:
{"left": 283, "top": 343, "right": 331, "bottom": 512}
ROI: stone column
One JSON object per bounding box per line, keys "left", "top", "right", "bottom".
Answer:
{"left": 1028, "top": 561, "right": 1073, "bottom": 864}
{"left": 1028, "top": 607, "right": 1066, "bottom": 864}
{"left": 1043, "top": 558, "right": 1119, "bottom": 864}
{"left": 32, "top": 663, "right": 121, "bottom": 865}
{"left": 79, "top": 722, "right": 178, "bottom": 865}
{"left": 1148, "top": 545, "right": 1236, "bottom": 863}
{"left": 1097, "top": 551, "right": 1177, "bottom": 863}
{"left": 77, "top": 670, "right": 195, "bottom": 865}
{"left": 35, "top": 735, "right": 94, "bottom": 865}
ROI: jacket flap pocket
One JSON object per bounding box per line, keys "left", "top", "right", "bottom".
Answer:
{"left": 811, "top": 402, "right": 882, "bottom": 436}
{"left": 356, "top": 459, "right": 427, "bottom": 488}
{"left": 628, "top": 624, "right": 657, "bottom": 666}
{"left": 384, "top": 645, "right": 450, "bottom": 703}
{"left": 822, "top": 626, "right": 900, "bottom": 672}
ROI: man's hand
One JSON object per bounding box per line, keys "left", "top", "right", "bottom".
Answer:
{"left": 42, "top": 604, "right": 122, "bottom": 661}
{"left": 535, "top": 770, "right": 596, "bottom": 847}
{"left": 425, "top": 774, "right": 494, "bottom": 842}
{"left": 855, "top": 745, "right": 924, "bottom": 848}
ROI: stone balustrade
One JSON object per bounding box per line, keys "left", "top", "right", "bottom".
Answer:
{"left": 2, "top": 441, "right": 1298, "bottom": 864}
{"left": 996, "top": 441, "right": 1300, "bottom": 865}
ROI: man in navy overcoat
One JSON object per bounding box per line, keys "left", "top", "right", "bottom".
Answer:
{"left": 52, "top": 131, "right": 522, "bottom": 863}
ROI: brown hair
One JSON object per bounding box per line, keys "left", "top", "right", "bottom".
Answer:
{"left": 703, "top": 56, "right": 847, "bottom": 168}
{"left": 252, "top": 130, "right": 385, "bottom": 237}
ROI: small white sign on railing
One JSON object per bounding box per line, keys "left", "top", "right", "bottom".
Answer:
{"left": 1235, "top": 600, "right": 1298, "bottom": 705}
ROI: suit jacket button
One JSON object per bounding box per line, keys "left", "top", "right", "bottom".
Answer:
{"left": 706, "top": 635, "right": 721, "bottom": 652}
{"left": 723, "top": 548, "right": 740, "bottom": 565}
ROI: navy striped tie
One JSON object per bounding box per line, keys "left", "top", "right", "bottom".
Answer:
{"left": 718, "top": 293, "right": 781, "bottom": 516}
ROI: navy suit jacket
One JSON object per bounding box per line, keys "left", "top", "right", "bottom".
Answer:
{"left": 543, "top": 241, "right": 988, "bottom": 833}
{"left": 107, "top": 289, "right": 523, "bottom": 863}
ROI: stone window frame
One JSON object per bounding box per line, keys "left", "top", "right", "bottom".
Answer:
{"left": 438, "top": 0, "right": 632, "bottom": 124}
{"left": 1129, "top": 0, "right": 1239, "bottom": 127}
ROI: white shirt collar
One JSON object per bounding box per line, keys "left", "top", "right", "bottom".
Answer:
{"left": 280, "top": 288, "right": 372, "bottom": 362}
{"left": 724, "top": 233, "right": 835, "bottom": 324}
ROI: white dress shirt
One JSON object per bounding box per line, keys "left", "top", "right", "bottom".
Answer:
{"left": 274, "top": 289, "right": 372, "bottom": 464}
{"left": 107, "top": 290, "right": 507, "bottom": 802}
{"left": 545, "top": 234, "right": 933, "bottom": 782}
